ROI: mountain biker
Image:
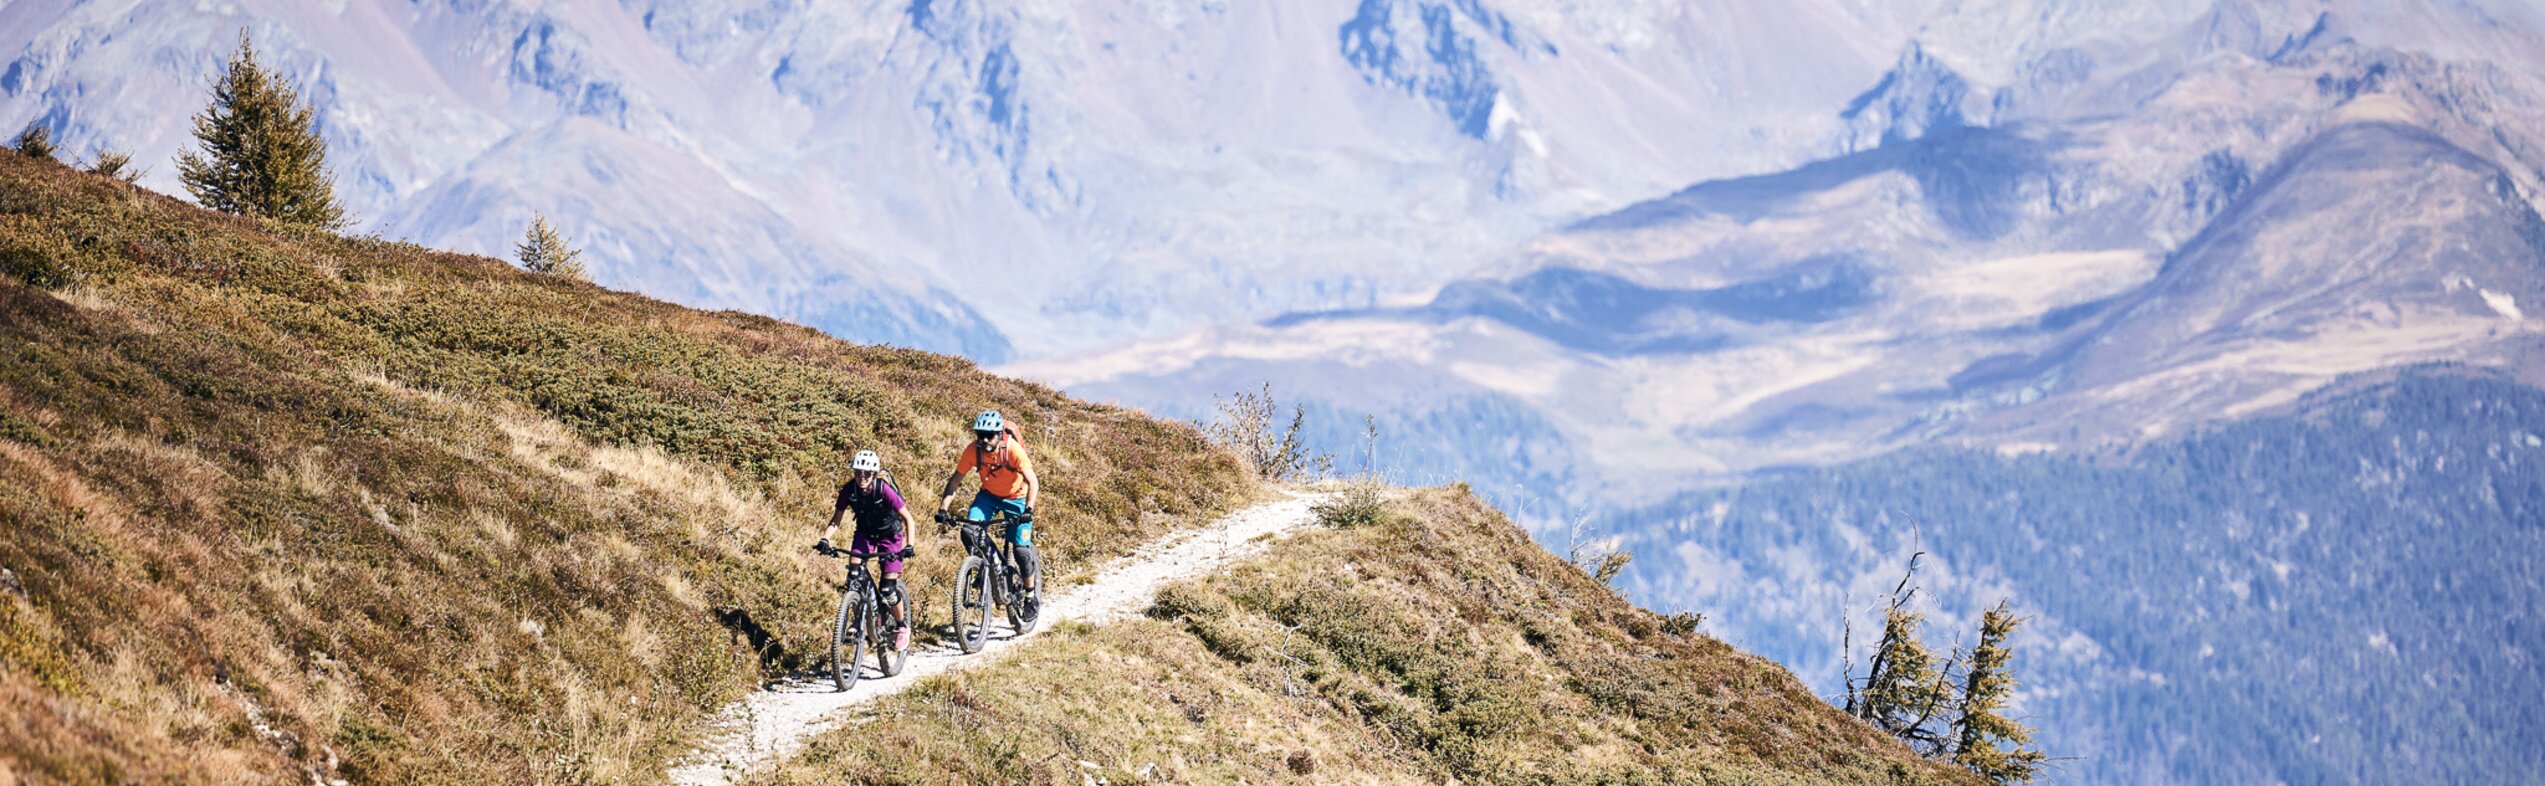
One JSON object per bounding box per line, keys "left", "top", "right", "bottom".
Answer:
{"left": 940, "top": 409, "right": 1040, "bottom": 604}
{"left": 818, "top": 449, "right": 919, "bottom": 651}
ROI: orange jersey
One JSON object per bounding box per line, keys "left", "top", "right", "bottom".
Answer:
{"left": 956, "top": 438, "right": 1035, "bottom": 500}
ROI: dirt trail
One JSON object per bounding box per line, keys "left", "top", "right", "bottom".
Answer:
{"left": 666, "top": 490, "right": 1326, "bottom": 786}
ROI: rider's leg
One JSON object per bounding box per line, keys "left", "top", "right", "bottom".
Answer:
{"left": 970, "top": 491, "right": 1038, "bottom": 594}
{"left": 881, "top": 569, "right": 910, "bottom": 650}
{"left": 877, "top": 527, "right": 911, "bottom": 649}
{"left": 878, "top": 531, "right": 908, "bottom": 626}
{"left": 966, "top": 490, "right": 998, "bottom": 523}
{"left": 1007, "top": 515, "right": 1039, "bottom": 595}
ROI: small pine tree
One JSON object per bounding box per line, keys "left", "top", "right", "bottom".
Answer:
{"left": 10, "top": 123, "right": 56, "bottom": 160}
{"left": 1951, "top": 601, "right": 2047, "bottom": 784}
{"left": 177, "top": 31, "right": 346, "bottom": 230}
{"left": 1847, "top": 555, "right": 2056, "bottom": 775}
{"left": 1847, "top": 553, "right": 1963, "bottom": 754}
{"left": 516, "top": 214, "right": 588, "bottom": 281}
{"left": 1858, "top": 605, "right": 1954, "bottom": 746}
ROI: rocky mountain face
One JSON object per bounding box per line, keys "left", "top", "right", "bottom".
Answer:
{"left": 1030, "top": 0, "right": 2545, "bottom": 498}
{"left": 0, "top": 0, "right": 1947, "bottom": 360}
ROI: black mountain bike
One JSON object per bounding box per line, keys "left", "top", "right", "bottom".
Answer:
{"left": 938, "top": 510, "right": 1044, "bottom": 653}
{"left": 815, "top": 542, "right": 914, "bottom": 691}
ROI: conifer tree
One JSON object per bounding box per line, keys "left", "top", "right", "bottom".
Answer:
{"left": 516, "top": 213, "right": 588, "bottom": 281}
{"left": 10, "top": 123, "right": 56, "bottom": 160}
{"left": 1951, "top": 601, "right": 2047, "bottom": 784}
{"left": 1848, "top": 556, "right": 2053, "bottom": 775}
{"left": 1858, "top": 605, "right": 1954, "bottom": 747}
{"left": 177, "top": 32, "right": 345, "bottom": 230}
{"left": 1847, "top": 553, "right": 1964, "bottom": 754}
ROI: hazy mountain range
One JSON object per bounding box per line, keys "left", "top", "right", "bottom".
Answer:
{"left": 8, "top": 1, "right": 2545, "bottom": 783}
{"left": 1027, "top": 0, "right": 2545, "bottom": 497}
{"left": 7, "top": 0, "right": 1963, "bottom": 361}
{"left": 1013, "top": 5, "right": 2545, "bottom": 780}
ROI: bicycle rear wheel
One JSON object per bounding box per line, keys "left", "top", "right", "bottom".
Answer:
{"left": 953, "top": 556, "right": 992, "bottom": 654}
{"left": 830, "top": 587, "right": 865, "bottom": 692}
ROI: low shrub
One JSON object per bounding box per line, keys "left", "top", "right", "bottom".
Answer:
{"left": 1312, "top": 480, "right": 1389, "bottom": 528}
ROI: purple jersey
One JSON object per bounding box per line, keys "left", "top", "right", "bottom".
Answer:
{"left": 835, "top": 476, "right": 907, "bottom": 540}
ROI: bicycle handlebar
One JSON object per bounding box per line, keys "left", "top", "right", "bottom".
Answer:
{"left": 817, "top": 544, "right": 917, "bottom": 560}
{"left": 937, "top": 510, "right": 1032, "bottom": 526}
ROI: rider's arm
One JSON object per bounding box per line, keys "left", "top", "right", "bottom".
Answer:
{"left": 941, "top": 444, "right": 975, "bottom": 513}
{"left": 1021, "top": 463, "right": 1040, "bottom": 511}
{"left": 939, "top": 469, "right": 965, "bottom": 513}
{"left": 820, "top": 487, "right": 847, "bottom": 544}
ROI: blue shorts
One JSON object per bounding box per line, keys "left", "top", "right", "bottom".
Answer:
{"left": 967, "top": 491, "right": 1032, "bottom": 546}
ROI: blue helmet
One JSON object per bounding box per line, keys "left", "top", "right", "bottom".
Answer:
{"left": 971, "top": 409, "right": 1005, "bottom": 434}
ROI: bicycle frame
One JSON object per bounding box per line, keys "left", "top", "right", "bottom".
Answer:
{"left": 821, "top": 544, "right": 911, "bottom": 690}
{"left": 943, "top": 510, "right": 1038, "bottom": 652}
{"left": 960, "top": 522, "right": 1014, "bottom": 601}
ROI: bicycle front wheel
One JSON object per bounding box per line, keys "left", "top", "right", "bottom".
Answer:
{"left": 953, "top": 556, "right": 992, "bottom": 654}
{"left": 830, "top": 587, "right": 866, "bottom": 692}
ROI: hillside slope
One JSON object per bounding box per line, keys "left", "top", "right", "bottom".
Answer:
{"left": 750, "top": 489, "right": 1977, "bottom": 786}
{"left": 0, "top": 153, "right": 1249, "bottom": 784}
{"left": 0, "top": 153, "right": 1979, "bottom": 785}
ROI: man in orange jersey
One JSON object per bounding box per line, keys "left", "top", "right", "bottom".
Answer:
{"left": 940, "top": 409, "right": 1041, "bottom": 602}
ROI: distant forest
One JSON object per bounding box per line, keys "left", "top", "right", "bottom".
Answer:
{"left": 1616, "top": 369, "right": 2545, "bottom": 785}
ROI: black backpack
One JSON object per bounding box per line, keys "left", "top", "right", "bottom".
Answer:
{"left": 842, "top": 472, "right": 906, "bottom": 540}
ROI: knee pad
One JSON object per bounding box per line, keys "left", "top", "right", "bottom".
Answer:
{"left": 1013, "top": 546, "right": 1040, "bottom": 577}
{"left": 877, "top": 578, "right": 902, "bottom": 606}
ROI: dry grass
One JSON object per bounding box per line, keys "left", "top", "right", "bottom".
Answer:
{"left": 0, "top": 153, "right": 1253, "bottom": 784}
{"left": 746, "top": 488, "right": 1975, "bottom": 786}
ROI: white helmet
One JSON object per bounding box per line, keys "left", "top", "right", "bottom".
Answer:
{"left": 851, "top": 450, "right": 882, "bottom": 472}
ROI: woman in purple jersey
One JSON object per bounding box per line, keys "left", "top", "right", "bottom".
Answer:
{"left": 817, "top": 450, "right": 920, "bottom": 650}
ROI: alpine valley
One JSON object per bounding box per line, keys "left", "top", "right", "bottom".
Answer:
{"left": 8, "top": 1, "right": 2545, "bottom": 783}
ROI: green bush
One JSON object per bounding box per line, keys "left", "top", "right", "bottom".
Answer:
{"left": 1146, "top": 582, "right": 1232, "bottom": 622}
{"left": 10, "top": 123, "right": 56, "bottom": 160}
{"left": 83, "top": 150, "right": 141, "bottom": 182}
{"left": 1312, "top": 480, "right": 1389, "bottom": 528}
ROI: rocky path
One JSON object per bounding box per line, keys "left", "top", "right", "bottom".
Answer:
{"left": 666, "top": 491, "right": 1326, "bottom": 785}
